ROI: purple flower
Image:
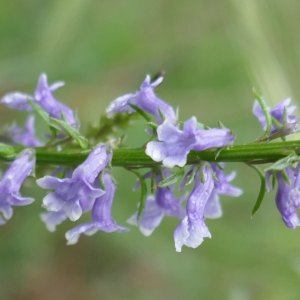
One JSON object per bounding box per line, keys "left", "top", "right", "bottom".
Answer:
{"left": 3, "top": 115, "right": 44, "bottom": 147}
{"left": 0, "top": 149, "right": 35, "bottom": 224}
{"left": 65, "top": 172, "right": 129, "bottom": 245}
{"left": 127, "top": 171, "right": 186, "bottom": 236}
{"left": 174, "top": 165, "right": 214, "bottom": 252}
{"left": 146, "top": 117, "right": 235, "bottom": 168}
{"left": 40, "top": 211, "right": 68, "bottom": 232}
{"left": 275, "top": 167, "right": 300, "bottom": 228}
{"left": 41, "top": 196, "right": 96, "bottom": 232}
{"left": 1, "top": 74, "right": 78, "bottom": 127}
{"left": 204, "top": 164, "right": 242, "bottom": 218}
{"left": 37, "top": 144, "right": 111, "bottom": 222}
{"left": 106, "top": 75, "right": 177, "bottom": 124}
{"left": 253, "top": 98, "right": 298, "bottom": 134}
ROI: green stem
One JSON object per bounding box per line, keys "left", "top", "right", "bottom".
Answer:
{"left": 1, "top": 140, "right": 300, "bottom": 167}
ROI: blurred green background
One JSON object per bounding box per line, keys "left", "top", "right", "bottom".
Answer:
{"left": 1, "top": 1, "right": 300, "bottom": 299}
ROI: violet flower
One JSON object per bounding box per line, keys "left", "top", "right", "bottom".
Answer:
{"left": 37, "top": 144, "right": 111, "bottom": 222}
{"left": 253, "top": 98, "right": 298, "bottom": 135}
{"left": 0, "top": 149, "right": 35, "bottom": 224}
{"left": 204, "top": 164, "right": 242, "bottom": 219}
{"left": 127, "top": 171, "right": 186, "bottom": 236}
{"left": 3, "top": 115, "right": 44, "bottom": 147}
{"left": 146, "top": 117, "right": 235, "bottom": 168}
{"left": 174, "top": 165, "right": 214, "bottom": 252}
{"left": 106, "top": 75, "right": 177, "bottom": 124}
{"left": 1, "top": 74, "right": 78, "bottom": 128}
{"left": 66, "top": 172, "right": 129, "bottom": 245}
{"left": 275, "top": 167, "right": 300, "bottom": 228}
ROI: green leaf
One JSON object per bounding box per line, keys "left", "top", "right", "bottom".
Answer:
{"left": 218, "top": 120, "right": 226, "bottom": 129}
{"left": 129, "top": 170, "right": 147, "bottom": 222}
{"left": 199, "top": 165, "right": 206, "bottom": 183}
{"left": 128, "top": 104, "right": 151, "bottom": 122}
{"left": 271, "top": 117, "right": 284, "bottom": 130}
{"left": 264, "top": 153, "right": 300, "bottom": 172}
{"left": 151, "top": 70, "right": 165, "bottom": 83}
{"left": 185, "top": 166, "right": 199, "bottom": 187}
{"left": 27, "top": 99, "right": 51, "bottom": 125}
{"left": 50, "top": 118, "right": 89, "bottom": 149}
{"left": 253, "top": 89, "right": 272, "bottom": 140}
{"left": 146, "top": 122, "right": 158, "bottom": 130}
{"left": 281, "top": 169, "right": 291, "bottom": 185}
{"left": 158, "top": 168, "right": 185, "bottom": 188}
{"left": 197, "top": 122, "right": 206, "bottom": 129}
{"left": 0, "top": 143, "right": 16, "bottom": 159}
{"left": 247, "top": 164, "right": 267, "bottom": 217}
{"left": 272, "top": 172, "right": 276, "bottom": 190}
{"left": 158, "top": 109, "right": 165, "bottom": 122}
{"left": 214, "top": 147, "right": 224, "bottom": 160}
{"left": 27, "top": 99, "right": 60, "bottom": 137}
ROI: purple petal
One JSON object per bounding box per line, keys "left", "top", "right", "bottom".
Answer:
{"left": 275, "top": 168, "right": 300, "bottom": 228}
{"left": 1, "top": 92, "right": 34, "bottom": 111}
{"left": 183, "top": 117, "right": 197, "bottom": 134}
{"left": 146, "top": 117, "right": 235, "bottom": 168}
{"left": 40, "top": 211, "right": 68, "bottom": 232}
{"left": 155, "top": 187, "right": 186, "bottom": 218}
{"left": 0, "top": 149, "right": 35, "bottom": 194}
{"left": 174, "top": 166, "right": 214, "bottom": 252}
{"left": 253, "top": 100, "right": 267, "bottom": 130}
{"left": 72, "top": 144, "right": 112, "bottom": 184}
{"left": 36, "top": 176, "right": 69, "bottom": 189}
{"left": 65, "top": 223, "right": 98, "bottom": 245}
{"left": 253, "top": 97, "right": 298, "bottom": 135}
{"left": 64, "top": 201, "right": 82, "bottom": 221}
{"left": 0, "top": 203, "right": 13, "bottom": 220}
{"left": 137, "top": 76, "right": 176, "bottom": 124}
{"left": 127, "top": 195, "right": 175, "bottom": 236}
{"left": 204, "top": 191, "right": 222, "bottom": 219}
{"left": 193, "top": 128, "right": 235, "bottom": 151}
{"left": 42, "top": 192, "right": 64, "bottom": 212}
{"left": 145, "top": 141, "right": 167, "bottom": 162}
{"left": 6, "top": 116, "right": 44, "bottom": 147}
{"left": 65, "top": 173, "right": 128, "bottom": 244}
{"left": 106, "top": 75, "right": 176, "bottom": 124}
{"left": 7, "top": 194, "right": 35, "bottom": 206}
{"left": 106, "top": 93, "right": 137, "bottom": 117}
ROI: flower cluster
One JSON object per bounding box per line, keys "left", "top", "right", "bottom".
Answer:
{"left": 0, "top": 75, "right": 126, "bottom": 244}
{"left": 107, "top": 76, "right": 241, "bottom": 251}
{"left": 1, "top": 74, "right": 78, "bottom": 128}
{"left": 0, "top": 73, "right": 298, "bottom": 251}
{"left": 254, "top": 97, "right": 300, "bottom": 229}
{"left": 253, "top": 97, "right": 299, "bottom": 136}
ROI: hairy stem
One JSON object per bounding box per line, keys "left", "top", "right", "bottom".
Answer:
{"left": 1, "top": 140, "right": 300, "bottom": 167}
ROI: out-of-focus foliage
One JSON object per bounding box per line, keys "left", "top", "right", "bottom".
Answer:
{"left": 1, "top": 1, "right": 300, "bottom": 299}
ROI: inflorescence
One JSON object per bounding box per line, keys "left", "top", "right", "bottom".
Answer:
{"left": 0, "top": 74, "right": 299, "bottom": 251}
